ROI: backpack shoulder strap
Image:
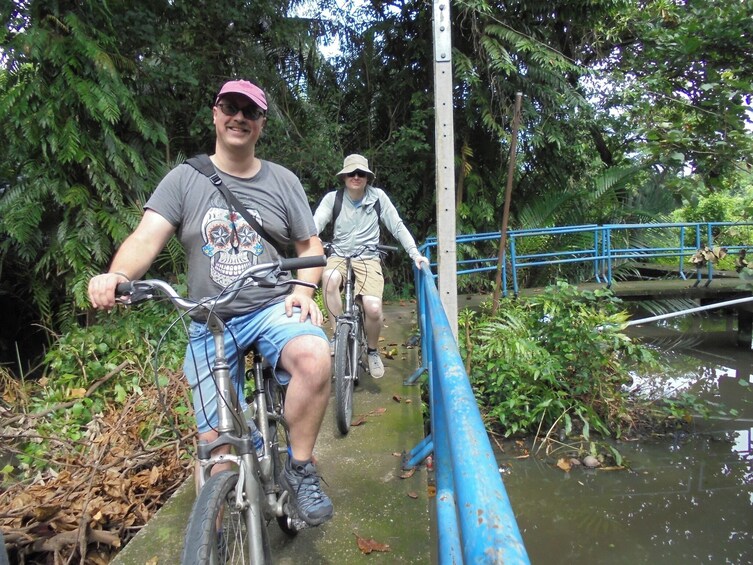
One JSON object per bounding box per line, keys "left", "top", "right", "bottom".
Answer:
{"left": 332, "top": 188, "right": 344, "bottom": 225}
{"left": 184, "top": 154, "right": 282, "bottom": 255}
{"left": 332, "top": 187, "right": 381, "bottom": 226}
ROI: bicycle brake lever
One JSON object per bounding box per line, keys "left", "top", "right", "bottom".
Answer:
{"left": 255, "top": 268, "right": 284, "bottom": 288}
{"left": 115, "top": 281, "right": 155, "bottom": 304}
{"left": 285, "top": 279, "right": 318, "bottom": 290}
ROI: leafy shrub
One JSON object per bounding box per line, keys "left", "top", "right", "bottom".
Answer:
{"left": 675, "top": 192, "right": 742, "bottom": 224}
{"left": 461, "top": 281, "right": 661, "bottom": 439}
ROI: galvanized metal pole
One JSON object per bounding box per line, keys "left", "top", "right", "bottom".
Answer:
{"left": 626, "top": 295, "right": 753, "bottom": 326}
{"left": 432, "top": 0, "right": 458, "bottom": 339}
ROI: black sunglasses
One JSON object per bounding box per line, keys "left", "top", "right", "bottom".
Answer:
{"left": 217, "top": 102, "right": 265, "bottom": 121}
{"left": 346, "top": 170, "right": 368, "bottom": 178}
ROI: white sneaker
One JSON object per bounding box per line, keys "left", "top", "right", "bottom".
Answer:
{"left": 368, "top": 350, "right": 384, "bottom": 378}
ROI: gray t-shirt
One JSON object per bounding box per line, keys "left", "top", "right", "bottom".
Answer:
{"left": 145, "top": 160, "right": 317, "bottom": 318}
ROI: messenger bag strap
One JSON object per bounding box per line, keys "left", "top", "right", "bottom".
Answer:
{"left": 185, "top": 154, "right": 282, "bottom": 255}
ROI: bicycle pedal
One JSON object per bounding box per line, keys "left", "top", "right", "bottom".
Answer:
{"left": 288, "top": 516, "right": 309, "bottom": 531}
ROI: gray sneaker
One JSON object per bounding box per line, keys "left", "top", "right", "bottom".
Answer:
{"left": 368, "top": 350, "right": 385, "bottom": 378}
{"left": 280, "top": 459, "right": 334, "bottom": 526}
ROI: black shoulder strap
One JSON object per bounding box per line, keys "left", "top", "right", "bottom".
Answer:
{"left": 185, "top": 154, "right": 282, "bottom": 255}
{"left": 332, "top": 188, "right": 344, "bottom": 224}
{"left": 332, "top": 188, "right": 381, "bottom": 226}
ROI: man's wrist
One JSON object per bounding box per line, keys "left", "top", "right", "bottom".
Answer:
{"left": 292, "top": 284, "right": 315, "bottom": 298}
{"left": 109, "top": 271, "right": 130, "bottom": 281}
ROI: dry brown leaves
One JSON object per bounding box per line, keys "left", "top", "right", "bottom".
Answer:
{"left": 354, "top": 532, "right": 390, "bottom": 554}
{"left": 350, "top": 407, "right": 387, "bottom": 427}
{"left": 0, "top": 369, "right": 194, "bottom": 564}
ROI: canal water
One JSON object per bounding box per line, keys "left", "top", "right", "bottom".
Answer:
{"left": 497, "top": 310, "right": 753, "bottom": 564}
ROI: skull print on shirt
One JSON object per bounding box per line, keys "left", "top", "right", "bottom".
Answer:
{"left": 201, "top": 197, "right": 265, "bottom": 287}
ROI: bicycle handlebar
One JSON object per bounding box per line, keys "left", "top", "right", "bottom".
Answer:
{"left": 114, "top": 255, "right": 326, "bottom": 312}
{"left": 322, "top": 242, "right": 398, "bottom": 258}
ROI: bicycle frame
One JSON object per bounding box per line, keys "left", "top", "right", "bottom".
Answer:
{"left": 337, "top": 258, "right": 364, "bottom": 380}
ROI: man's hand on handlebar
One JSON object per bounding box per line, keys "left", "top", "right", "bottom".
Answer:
{"left": 88, "top": 272, "right": 131, "bottom": 311}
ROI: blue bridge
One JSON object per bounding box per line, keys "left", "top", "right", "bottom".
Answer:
{"left": 421, "top": 221, "right": 753, "bottom": 296}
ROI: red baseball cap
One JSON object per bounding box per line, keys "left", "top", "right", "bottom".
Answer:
{"left": 215, "top": 80, "right": 268, "bottom": 111}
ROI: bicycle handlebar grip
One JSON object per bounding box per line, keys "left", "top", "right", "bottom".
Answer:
{"left": 377, "top": 244, "right": 399, "bottom": 252}
{"left": 115, "top": 282, "right": 133, "bottom": 295}
{"left": 278, "top": 255, "right": 327, "bottom": 271}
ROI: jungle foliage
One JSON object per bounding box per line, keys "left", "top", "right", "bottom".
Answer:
{"left": 2, "top": 0, "right": 751, "bottom": 358}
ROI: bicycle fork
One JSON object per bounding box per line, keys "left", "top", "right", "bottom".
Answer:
{"left": 336, "top": 314, "right": 362, "bottom": 380}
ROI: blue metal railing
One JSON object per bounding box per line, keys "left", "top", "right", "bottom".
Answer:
{"left": 407, "top": 263, "right": 530, "bottom": 564}
{"left": 407, "top": 220, "right": 753, "bottom": 562}
{"left": 420, "top": 221, "right": 753, "bottom": 295}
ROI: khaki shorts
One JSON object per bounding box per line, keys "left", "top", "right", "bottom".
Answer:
{"left": 325, "top": 256, "right": 384, "bottom": 299}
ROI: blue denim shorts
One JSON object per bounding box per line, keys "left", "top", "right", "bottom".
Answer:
{"left": 183, "top": 301, "right": 327, "bottom": 433}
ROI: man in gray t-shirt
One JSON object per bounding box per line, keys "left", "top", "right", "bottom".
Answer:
{"left": 88, "top": 79, "right": 333, "bottom": 527}
{"left": 146, "top": 157, "right": 316, "bottom": 319}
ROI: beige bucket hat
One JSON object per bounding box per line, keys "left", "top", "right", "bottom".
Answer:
{"left": 336, "top": 154, "right": 375, "bottom": 183}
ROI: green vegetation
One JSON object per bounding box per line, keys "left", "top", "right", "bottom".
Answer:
{"left": 2, "top": 0, "right": 752, "bottom": 347}
{"left": 460, "top": 282, "right": 713, "bottom": 447}
{"left": 4, "top": 302, "right": 192, "bottom": 481}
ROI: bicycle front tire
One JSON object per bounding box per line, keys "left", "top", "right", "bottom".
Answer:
{"left": 181, "top": 470, "right": 270, "bottom": 565}
{"left": 333, "top": 322, "right": 355, "bottom": 435}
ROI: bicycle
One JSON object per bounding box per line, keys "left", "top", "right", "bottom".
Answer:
{"left": 115, "top": 255, "right": 326, "bottom": 565}
{"left": 322, "top": 243, "right": 396, "bottom": 435}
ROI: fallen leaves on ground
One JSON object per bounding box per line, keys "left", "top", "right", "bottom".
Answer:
{"left": 0, "top": 370, "right": 194, "bottom": 564}
{"left": 399, "top": 467, "right": 416, "bottom": 479}
{"left": 351, "top": 407, "right": 387, "bottom": 427}
{"left": 351, "top": 415, "right": 368, "bottom": 427}
{"left": 355, "top": 533, "right": 391, "bottom": 554}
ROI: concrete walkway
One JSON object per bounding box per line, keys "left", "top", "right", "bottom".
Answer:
{"left": 111, "top": 302, "right": 433, "bottom": 564}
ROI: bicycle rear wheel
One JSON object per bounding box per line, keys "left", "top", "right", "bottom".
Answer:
{"left": 266, "top": 378, "right": 300, "bottom": 536}
{"left": 334, "top": 322, "right": 355, "bottom": 435}
{"left": 181, "top": 470, "right": 270, "bottom": 565}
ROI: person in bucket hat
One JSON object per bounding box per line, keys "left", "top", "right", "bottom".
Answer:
{"left": 88, "top": 79, "right": 333, "bottom": 527}
{"left": 336, "top": 154, "right": 375, "bottom": 183}
{"left": 313, "top": 154, "right": 429, "bottom": 378}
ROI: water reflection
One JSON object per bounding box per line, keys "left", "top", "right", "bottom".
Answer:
{"left": 498, "top": 313, "right": 753, "bottom": 564}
